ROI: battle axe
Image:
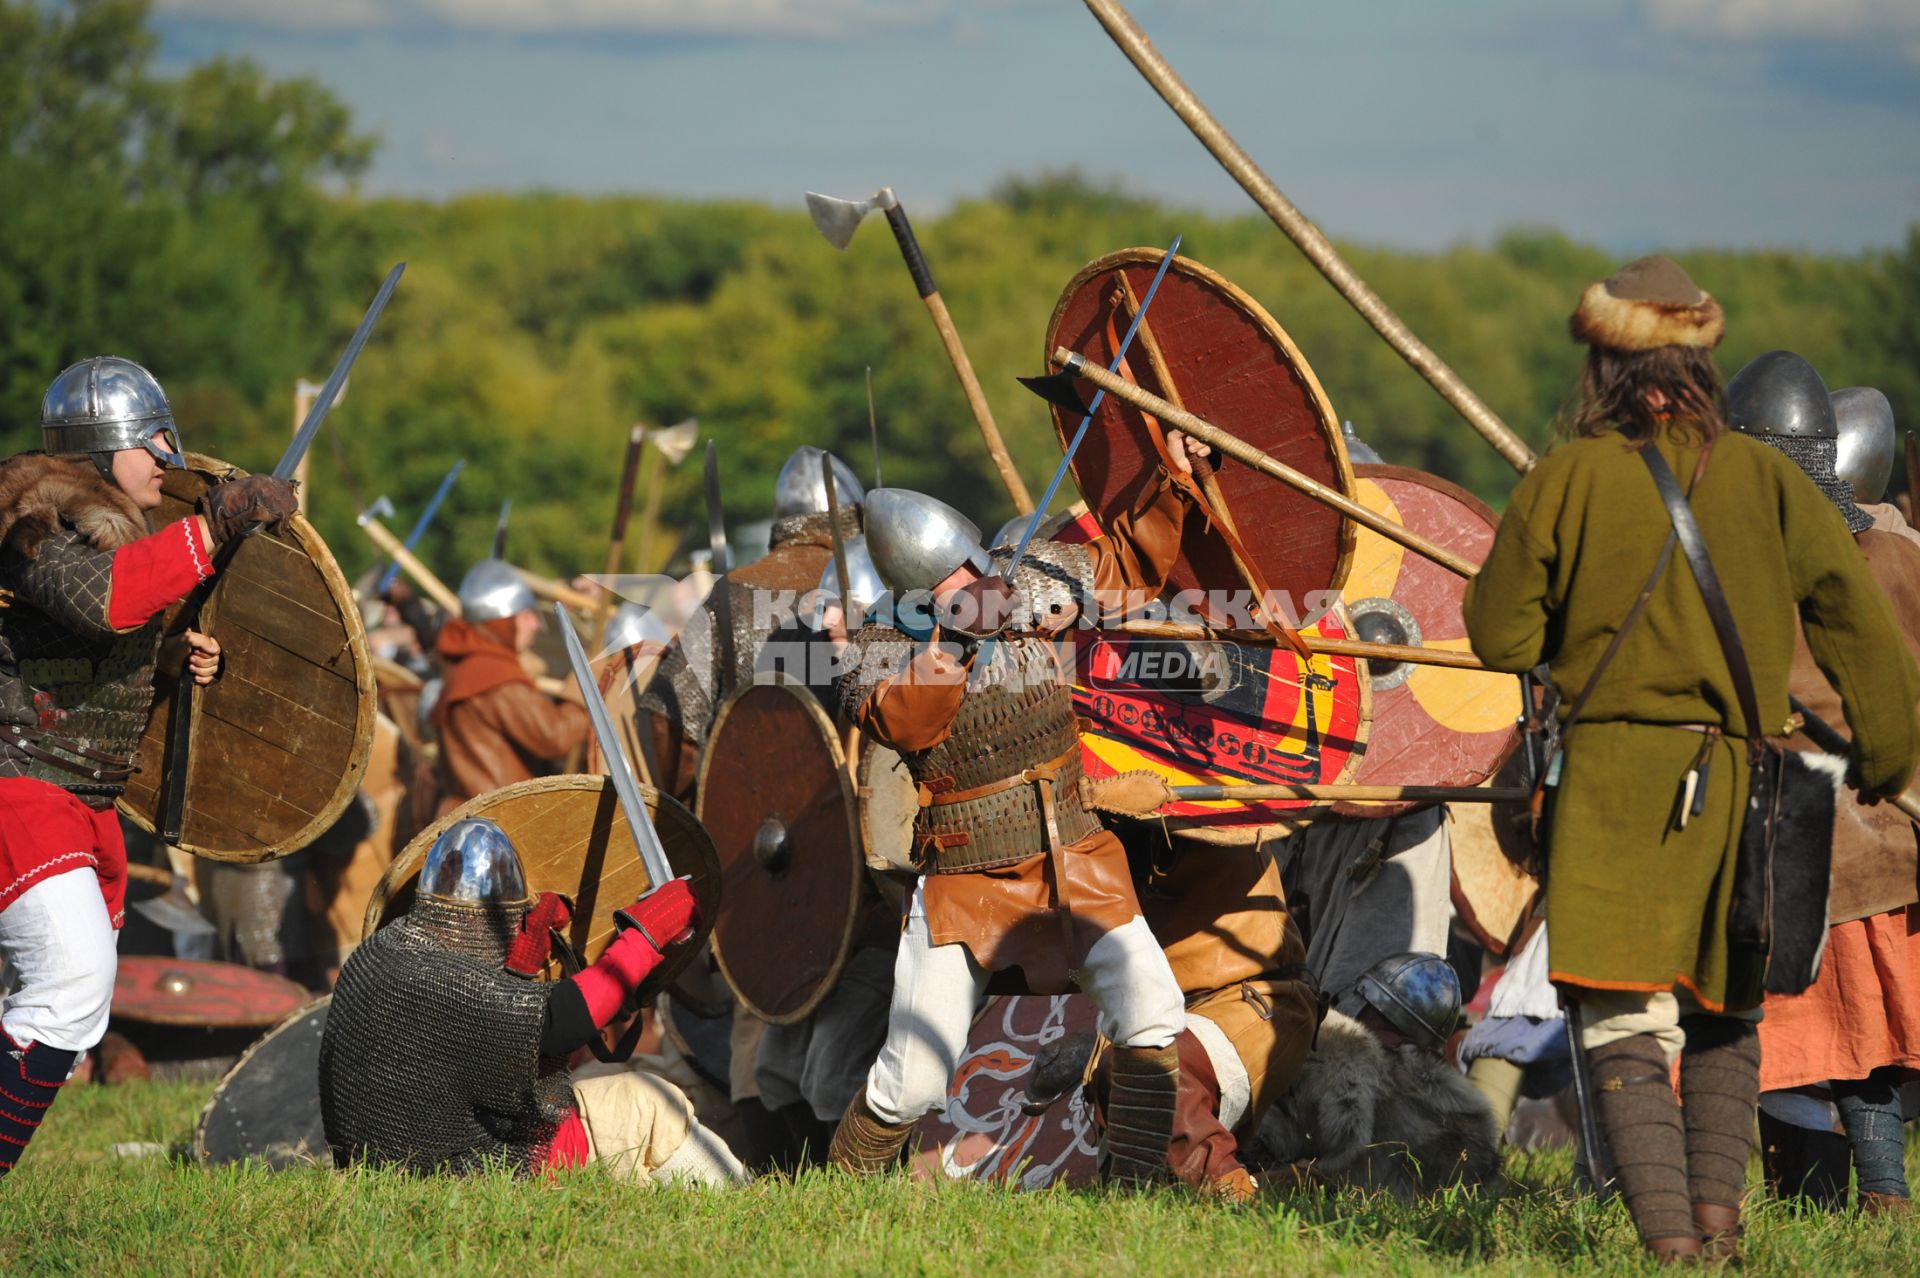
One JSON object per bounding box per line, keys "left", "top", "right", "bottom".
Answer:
{"left": 805, "top": 187, "right": 1033, "bottom": 512}
{"left": 358, "top": 495, "right": 463, "bottom": 616}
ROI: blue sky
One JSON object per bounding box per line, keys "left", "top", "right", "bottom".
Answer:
{"left": 152, "top": 0, "right": 1920, "bottom": 252}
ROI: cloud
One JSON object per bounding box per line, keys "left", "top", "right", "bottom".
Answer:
{"left": 155, "top": 0, "right": 962, "bottom": 37}
{"left": 1646, "top": 0, "right": 1920, "bottom": 44}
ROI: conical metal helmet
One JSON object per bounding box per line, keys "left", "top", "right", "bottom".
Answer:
{"left": 457, "top": 559, "right": 537, "bottom": 623}
{"left": 774, "top": 446, "right": 865, "bottom": 519}
{"left": 602, "top": 601, "right": 672, "bottom": 656}
{"left": 1353, "top": 951, "right": 1461, "bottom": 1049}
{"left": 863, "top": 488, "right": 991, "bottom": 595}
{"left": 813, "top": 534, "right": 887, "bottom": 625}
{"left": 1342, "top": 419, "right": 1384, "bottom": 465}
{"left": 1727, "top": 351, "right": 1837, "bottom": 440}
{"left": 418, "top": 817, "right": 530, "bottom": 907}
{"left": 1832, "top": 387, "right": 1896, "bottom": 505}
{"left": 41, "top": 356, "right": 186, "bottom": 465}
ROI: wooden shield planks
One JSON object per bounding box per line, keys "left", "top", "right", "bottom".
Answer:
{"left": 195, "top": 996, "right": 330, "bottom": 1169}
{"left": 585, "top": 642, "right": 666, "bottom": 781}
{"left": 911, "top": 994, "right": 1100, "bottom": 1189}
{"left": 363, "top": 775, "right": 720, "bottom": 995}
{"left": 1336, "top": 465, "right": 1520, "bottom": 817}
{"left": 696, "top": 681, "right": 861, "bottom": 1025}
{"left": 119, "top": 455, "right": 375, "bottom": 863}
{"left": 1045, "top": 248, "right": 1354, "bottom": 604}
{"left": 1446, "top": 756, "right": 1541, "bottom": 957}
{"left": 111, "top": 955, "right": 310, "bottom": 1028}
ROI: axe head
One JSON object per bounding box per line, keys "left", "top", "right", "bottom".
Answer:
{"left": 1018, "top": 372, "right": 1093, "bottom": 419}
{"left": 357, "top": 494, "right": 396, "bottom": 527}
{"left": 804, "top": 187, "right": 897, "bottom": 250}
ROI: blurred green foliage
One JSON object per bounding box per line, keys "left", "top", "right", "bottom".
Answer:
{"left": 6, "top": 1, "right": 1918, "bottom": 585}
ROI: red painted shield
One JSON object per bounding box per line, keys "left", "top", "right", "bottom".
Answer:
{"left": 911, "top": 994, "right": 1100, "bottom": 1189}
{"left": 1044, "top": 248, "right": 1354, "bottom": 605}
{"left": 1336, "top": 465, "right": 1521, "bottom": 817}
{"left": 112, "top": 956, "right": 310, "bottom": 1028}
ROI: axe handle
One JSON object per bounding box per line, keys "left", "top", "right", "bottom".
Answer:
{"left": 880, "top": 202, "right": 1034, "bottom": 513}
{"left": 1081, "top": 0, "right": 1534, "bottom": 475}
{"left": 1055, "top": 350, "right": 1480, "bottom": 579}
{"left": 360, "top": 518, "right": 463, "bottom": 616}
{"left": 516, "top": 568, "right": 597, "bottom": 614}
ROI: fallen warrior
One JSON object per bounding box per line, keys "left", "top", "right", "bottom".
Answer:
{"left": 319, "top": 817, "right": 743, "bottom": 1185}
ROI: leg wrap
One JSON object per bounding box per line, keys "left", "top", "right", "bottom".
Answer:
{"left": 0, "top": 1039, "right": 78, "bottom": 1176}
{"left": 1678, "top": 1016, "right": 1759, "bottom": 1210}
{"left": 826, "top": 1084, "right": 914, "bottom": 1177}
{"left": 1590, "top": 1033, "right": 1696, "bottom": 1245}
{"left": 1834, "top": 1069, "right": 1910, "bottom": 1200}
{"left": 1103, "top": 1042, "right": 1179, "bottom": 1187}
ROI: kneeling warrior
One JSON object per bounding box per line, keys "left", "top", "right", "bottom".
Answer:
{"left": 826, "top": 435, "right": 1207, "bottom": 1185}
{"left": 0, "top": 358, "right": 293, "bottom": 1177}
{"left": 319, "top": 818, "right": 742, "bottom": 1185}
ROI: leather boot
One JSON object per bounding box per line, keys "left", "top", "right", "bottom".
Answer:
{"left": 1678, "top": 1016, "right": 1758, "bottom": 1264}
{"left": 1102, "top": 1042, "right": 1179, "bottom": 1187}
{"left": 826, "top": 1084, "right": 914, "bottom": 1176}
{"left": 1588, "top": 1033, "right": 1699, "bottom": 1257}
{"left": 97, "top": 1033, "right": 150, "bottom": 1087}
{"left": 0, "top": 1041, "right": 79, "bottom": 1178}
{"left": 1861, "top": 1191, "right": 1912, "bottom": 1218}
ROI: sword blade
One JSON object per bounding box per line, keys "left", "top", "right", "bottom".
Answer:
{"left": 704, "top": 440, "right": 735, "bottom": 699}
{"left": 866, "top": 365, "right": 882, "bottom": 488}
{"left": 274, "top": 262, "right": 404, "bottom": 481}
{"left": 824, "top": 453, "right": 853, "bottom": 627}
{"left": 1006, "top": 235, "right": 1181, "bottom": 577}
{"left": 555, "top": 604, "right": 677, "bottom": 889}
{"left": 703, "top": 440, "right": 731, "bottom": 572}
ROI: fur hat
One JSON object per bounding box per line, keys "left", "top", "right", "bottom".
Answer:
{"left": 1570, "top": 255, "right": 1724, "bottom": 352}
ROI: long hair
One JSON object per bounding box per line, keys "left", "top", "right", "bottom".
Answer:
{"left": 1562, "top": 345, "right": 1727, "bottom": 448}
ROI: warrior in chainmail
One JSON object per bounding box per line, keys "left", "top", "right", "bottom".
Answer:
{"left": 0, "top": 357, "right": 296, "bottom": 1179}
{"left": 319, "top": 817, "right": 743, "bottom": 1185}
{"left": 824, "top": 430, "right": 1214, "bottom": 1187}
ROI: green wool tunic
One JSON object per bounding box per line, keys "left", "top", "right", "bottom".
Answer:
{"left": 1463, "top": 424, "right": 1920, "bottom": 1009}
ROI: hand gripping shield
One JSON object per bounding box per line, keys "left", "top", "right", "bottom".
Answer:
{"left": 696, "top": 679, "right": 862, "bottom": 1024}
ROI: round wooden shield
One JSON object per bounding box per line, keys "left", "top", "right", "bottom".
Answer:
{"left": 1335, "top": 465, "right": 1521, "bottom": 817}
{"left": 856, "top": 740, "right": 918, "bottom": 874}
{"left": 118, "top": 454, "right": 375, "bottom": 863}
{"left": 584, "top": 642, "right": 666, "bottom": 780}
{"left": 910, "top": 994, "right": 1100, "bottom": 1189}
{"left": 363, "top": 774, "right": 721, "bottom": 998}
{"left": 696, "top": 681, "right": 861, "bottom": 1025}
{"left": 1045, "top": 248, "right": 1354, "bottom": 604}
{"left": 194, "top": 996, "right": 329, "bottom": 1169}
{"left": 111, "top": 955, "right": 310, "bottom": 1028}
{"left": 1447, "top": 756, "right": 1541, "bottom": 956}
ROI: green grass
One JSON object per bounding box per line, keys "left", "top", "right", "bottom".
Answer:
{"left": 5, "top": 1080, "right": 1916, "bottom": 1276}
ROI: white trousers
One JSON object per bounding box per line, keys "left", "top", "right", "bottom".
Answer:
{"left": 0, "top": 869, "right": 118, "bottom": 1057}
{"left": 863, "top": 881, "right": 1186, "bottom": 1125}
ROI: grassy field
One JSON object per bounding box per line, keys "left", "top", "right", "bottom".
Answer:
{"left": 4, "top": 1079, "right": 1916, "bottom": 1276}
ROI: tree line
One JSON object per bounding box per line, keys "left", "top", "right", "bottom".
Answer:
{"left": 6, "top": 0, "right": 1917, "bottom": 585}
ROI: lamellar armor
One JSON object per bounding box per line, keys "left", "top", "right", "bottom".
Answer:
{"left": 0, "top": 532, "right": 163, "bottom": 795}
{"left": 319, "top": 819, "right": 574, "bottom": 1173}
{"left": 839, "top": 599, "right": 1100, "bottom": 871}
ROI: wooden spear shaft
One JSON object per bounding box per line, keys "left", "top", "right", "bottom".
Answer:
{"left": 1172, "top": 783, "right": 1530, "bottom": 804}
{"left": 1110, "top": 619, "right": 1487, "bottom": 671}
{"left": 1053, "top": 349, "right": 1481, "bottom": 578}
{"left": 1081, "top": 0, "right": 1536, "bottom": 474}
{"left": 591, "top": 423, "right": 648, "bottom": 649}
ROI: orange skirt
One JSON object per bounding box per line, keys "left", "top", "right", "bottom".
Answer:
{"left": 1758, "top": 906, "right": 1920, "bottom": 1091}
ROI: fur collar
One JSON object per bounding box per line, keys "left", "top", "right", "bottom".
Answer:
{"left": 0, "top": 452, "right": 148, "bottom": 560}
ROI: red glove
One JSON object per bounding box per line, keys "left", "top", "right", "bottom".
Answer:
{"left": 612, "top": 878, "right": 700, "bottom": 956}
{"left": 504, "top": 891, "right": 573, "bottom": 977}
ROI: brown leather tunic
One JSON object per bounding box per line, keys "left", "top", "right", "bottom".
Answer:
{"left": 436, "top": 681, "right": 589, "bottom": 813}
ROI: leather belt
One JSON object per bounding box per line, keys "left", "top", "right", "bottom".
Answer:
{"left": 1, "top": 722, "right": 136, "bottom": 785}
{"left": 918, "top": 743, "right": 1083, "bottom": 951}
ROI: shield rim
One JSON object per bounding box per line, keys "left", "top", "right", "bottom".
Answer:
{"left": 1334, "top": 462, "right": 1519, "bottom": 818}
{"left": 1044, "top": 247, "right": 1357, "bottom": 600}
{"left": 192, "top": 994, "right": 331, "bottom": 1166}
{"left": 856, "top": 737, "right": 919, "bottom": 874}
{"left": 361, "top": 774, "right": 721, "bottom": 997}
{"left": 694, "top": 677, "right": 861, "bottom": 1026}
{"left": 110, "top": 954, "right": 312, "bottom": 1028}
{"left": 117, "top": 452, "right": 376, "bottom": 864}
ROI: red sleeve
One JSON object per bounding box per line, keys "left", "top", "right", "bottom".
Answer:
{"left": 568, "top": 927, "right": 664, "bottom": 1028}
{"left": 108, "top": 519, "right": 212, "bottom": 631}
